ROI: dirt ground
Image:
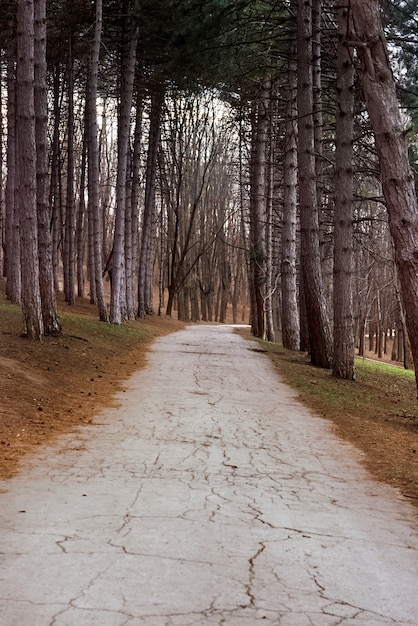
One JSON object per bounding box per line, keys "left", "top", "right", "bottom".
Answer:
{"left": 1, "top": 279, "right": 418, "bottom": 511}
{"left": 0, "top": 280, "right": 184, "bottom": 480}
{"left": 253, "top": 336, "right": 418, "bottom": 507}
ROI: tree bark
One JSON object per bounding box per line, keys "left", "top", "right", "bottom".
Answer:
{"left": 127, "top": 86, "right": 144, "bottom": 314}
{"left": 87, "top": 0, "right": 108, "bottom": 322}
{"left": 63, "top": 36, "right": 76, "bottom": 306}
{"left": 49, "top": 64, "right": 62, "bottom": 293}
{"left": 110, "top": 17, "right": 137, "bottom": 324}
{"left": 281, "top": 39, "right": 300, "bottom": 351}
{"left": 138, "top": 84, "right": 164, "bottom": 318}
{"left": 77, "top": 121, "right": 87, "bottom": 298}
{"left": 350, "top": 0, "right": 418, "bottom": 389}
{"left": 249, "top": 77, "right": 270, "bottom": 339}
{"left": 333, "top": 1, "right": 355, "bottom": 379}
{"left": 297, "top": 0, "right": 333, "bottom": 368}
{"left": 264, "top": 84, "right": 275, "bottom": 342}
{"left": 5, "top": 17, "right": 21, "bottom": 304}
{"left": 34, "top": 0, "right": 61, "bottom": 335}
{"left": 16, "top": 0, "right": 44, "bottom": 339}
{"left": 0, "top": 74, "right": 3, "bottom": 275}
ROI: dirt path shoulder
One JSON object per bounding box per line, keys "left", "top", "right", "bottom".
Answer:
{"left": 0, "top": 281, "right": 184, "bottom": 479}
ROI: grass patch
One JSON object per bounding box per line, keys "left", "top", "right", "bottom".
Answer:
{"left": 253, "top": 337, "right": 418, "bottom": 506}
{"left": 0, "top": 281, "right": 184, "bottom": 479}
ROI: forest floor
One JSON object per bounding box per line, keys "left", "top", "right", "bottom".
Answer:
{"left": 1, "top": 278, "right": 418, "bottom": 508}
{"left": 249, "top": 334, "right": 418, "bottom": 507}
{"left": 0, "top": 279, "right": 184, "bottom": 480}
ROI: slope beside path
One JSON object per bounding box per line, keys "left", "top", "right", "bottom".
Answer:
{"left": 1, "top": 325, "right": 418, "bottom": 625}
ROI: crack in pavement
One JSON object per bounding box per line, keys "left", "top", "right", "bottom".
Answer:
{"left": 1, "top": 325, "right": 418, "bottom": 625}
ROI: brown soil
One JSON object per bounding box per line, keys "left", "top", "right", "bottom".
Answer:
{"left": 0, "top": 279, "right": 184, "bottom": 480}
{"left": 250, "top": 334, "right": 418, "bottom": 509}
{"left": 2, "top": 280, "right": 418, "bottom": 513}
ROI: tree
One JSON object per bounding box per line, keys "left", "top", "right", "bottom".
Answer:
{"left": 333, "top": 0, "right": 355, "bottom": 379}
{"left": 281, "top": 38, "right": 300, "bottom": 351}
{"left": 349, "top": 0, "right": 418, "bottom": 391}
{"left": 109, "top": 7, "right": 137, "bottom": 324}
{"left": 87, "top": 0, "right": 108, "bottom": 322}
{"left": 137, "top": 83, "right": 164, "bottom": 318}
{"left": 16, "top": 0, "right": 43, "bottom": 339}
{"left": 34, "top": 0, "right": 61, "bottom": 334}
{"left": 5, "top": 14, "right": 21, "bottom": 305}
{"left": 297, "top": 0, "right": 333, "bottom": 368}
{"left": 249, "top": 78, "right": 270, "bottom": 339}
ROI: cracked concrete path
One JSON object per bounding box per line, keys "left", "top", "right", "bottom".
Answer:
{"left": 1, "top": 325, "right": 418, "bottom": 626}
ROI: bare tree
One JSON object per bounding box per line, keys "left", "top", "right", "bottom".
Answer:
{"left": 349, "top": 0, "right": 418, "bottom": 390}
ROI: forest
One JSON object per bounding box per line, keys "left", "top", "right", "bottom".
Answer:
{"left": 1, "top": 0, "right": 418, "bottom": 385}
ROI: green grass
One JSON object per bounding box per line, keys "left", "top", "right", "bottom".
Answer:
{"left": 251, "top": 336, "right": 418, "bottom": 501}
{"left": 355, "top": 356, "right": 415, "bottom": 380}
{"left": 256, "top": 338, "right": 417, "bottom": 416}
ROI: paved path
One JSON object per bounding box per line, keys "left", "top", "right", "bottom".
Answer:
{"left": 1, "top": 325, "right": 418, "bottom": 626}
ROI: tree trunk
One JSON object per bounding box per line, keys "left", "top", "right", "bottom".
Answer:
{"left": 264, "top": 86, "right": 275, "bottom": 342}
{"left": 333, "top": 1, "right": 354, "bottom": 379}
{"left": 138, "top": 84, "right": 164, "bottom": 318}
{"left": 0, "top": 74, "right": 3, "bottom": 275}
{"left": 63, "top": 37, "right": 76, "bottom": 305}
{"left": 127, "top": 86, "right": 144, "bottom": 314}
{"left": 281, "top": 39, "right": 300, "bottom": 351}
{"left": 35, "top": 0, "right": 60, "bottom": 334}
{"left": 5, "top": 18, "right": 21, "bottom": 304}
{"left": 350, "top": 0, "right": 418, "bottom": 388}
{"left": 110, "top": 18, "right": 137, "bottom": 324}
{"left": 297, "top": 0, "right": 332, "bottom": 368}
{"left": 16, "top": 0, "right": 44, "bottom": 339}
{"left": 87, "top": 0, "right": 108, "bottom": 322}
{"left": 249, "top": 77, "right": 270, "bottom": 339}
{"left": 77, "top": 121, "right": 87, "bottom": 298}
{"left": 50, "top": 64, "right": 62, "bottom": 292}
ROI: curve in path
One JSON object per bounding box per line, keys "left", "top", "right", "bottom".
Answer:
{"left": 0, "top": 325, "right": 418, "bottom": 625}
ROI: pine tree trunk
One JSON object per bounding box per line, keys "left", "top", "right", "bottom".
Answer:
{"left": 0, "top": 78, "right": 3, "bottom": 276}
{"left": 77, "top": 123, "right": 87, "bottom": 298}
{"left": 63, "top": 37, "right": 76, "bottom": 305}
{"left": 87, "top": 0, "right": 108, "bottom": 322}
{"left": 35, "top": 0, "right": 60, "bottom": 334}
{"left": 264, "top": 87, "right": 275, "bottom": 342}
{"left": 110, "top": 21, "right": 137, "bottom": 324}
{"left": 333, "top": 1, "right": 354, "bottom": 379}
{"left": 281, "top": 40, "right": 300, "bottom": 351}
{"left": 138, "top": 85, "right": 164, "bottom": 318}
{"left": 297, "top": 0, "right": 332, "bottom": 368}
{"left": 5, "top": 18, "right": 21, "bottom": 304}
{"left": 50, "top": 65, "right": 61, "bottom": 292}
{"left": 350, "top": 0, "right": 418, "bottom": 389}
{"left": 127, "top": 87, "right": 144, "bottom": 314}
{"left": 249, "top": 78, "right": 270, "bottom": 339}
{"left": 17, "top": 0, "right": 43, "bottom": 339}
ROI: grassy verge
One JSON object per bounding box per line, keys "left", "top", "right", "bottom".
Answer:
{"left": 0, "top": 285, "right": 184, "bottom": 479}
{"left": 254, "top": 336, "right": 418, "bottom": 505}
